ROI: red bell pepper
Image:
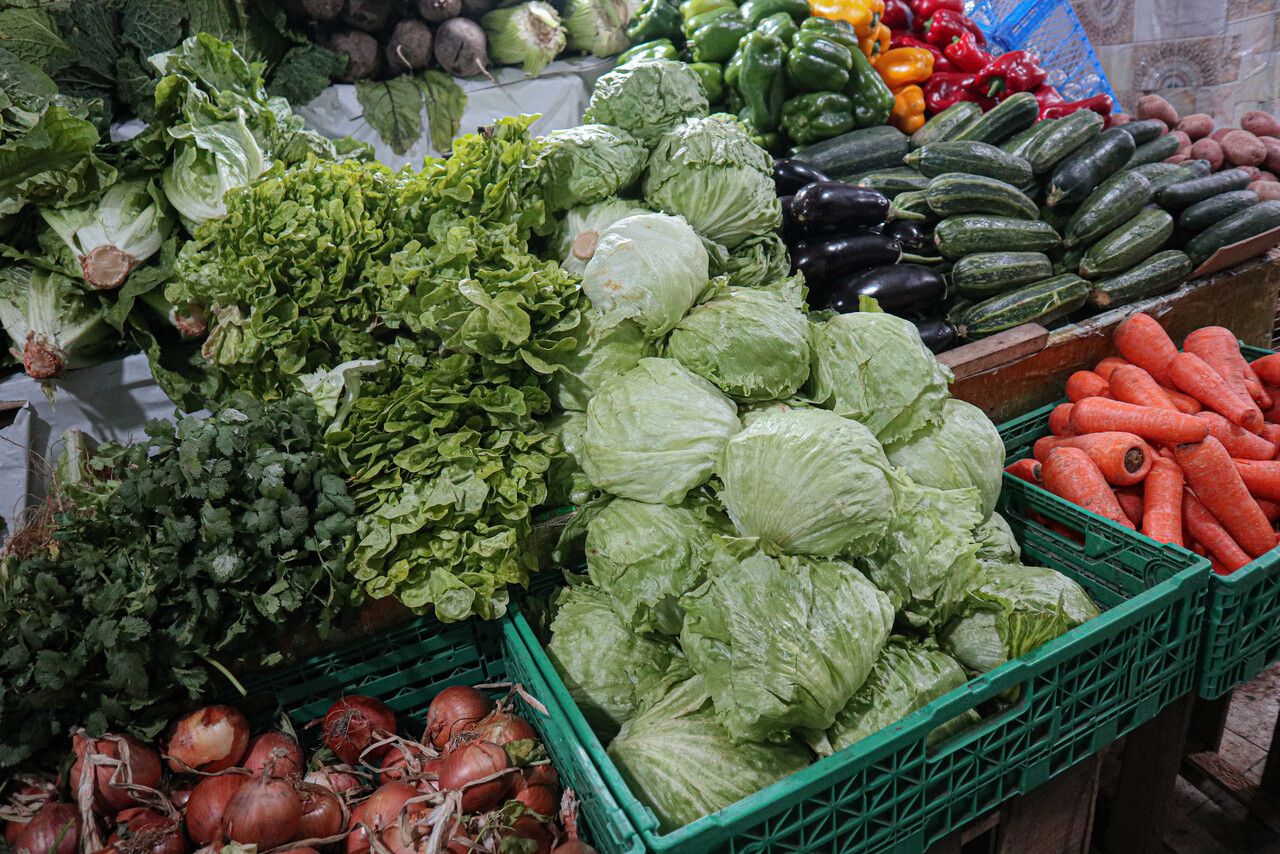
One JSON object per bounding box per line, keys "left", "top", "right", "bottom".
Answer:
{"left": 1039, "top": 93, "right": 1114, "bottom": 121}
{"left": 943, "top": 32, "right": 992, "bottom": 73}
{"left": 923, "top": 72, "right": 995, "bottom": 112}
{"left": 882, "top": 0, "right": 911, "bottom": 30}
{"left": 921, "top": 9, "right": 986, "bottom": 47}
{"left": 974, "top": 50, "right": 1047, "bottom": 97}
{"left": 891, "top": 32, "right": 952, "bottom": 71}
{"left": 1031, "top": 84, "right": 1065, "bottom": 117}
{"left": 910, "top": 0, "right": 963, "bottom": 18}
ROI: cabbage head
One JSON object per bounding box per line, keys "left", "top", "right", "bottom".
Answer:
{"left": 974, "top": 512, "right": 1020, "bottom": 566}
{"left": 643, "top": 115, "right": 782, "bottom": 250}
{"left": 162, "top": 109, "right": 266, "bottom": 230}
{"left": 607, "top": 675, "right": 812, "bottom": 832}
{"left": 545, "top": 585, "right": 676, "bottom": 739}
{"left": 585, "top": 497, "right": 722, "bottom": 635}
{"left": 549, "top": 199, "right": 649, "bottom": 275}
{"left": 714, "top": 232, "right": 791, "bottom": 289}
{"left": 939, "top": 563, "right": 1101, "bottom": 674}
{"left": 666, "top": 284, "right": 810, "bottom": 401}
{"left": 738, "top": 398, "right": 814, "bottom": 428}
{"left": 716, "top": 408, "right": 899, "bottom": 556}
{"left": 584, "top": 58, "right": 709, "bottom": 146}
{"left": 546, "top": 412, "right": 593, "bottom": 508}
{"left": 537, "top": 124, "right": 647, "bottom": 212}
{"left": 680, "top": 547, "right": 893, "bottom": 742}
{"left": 582, "top": 357, "right": 739, "bottom": 504}
{"left": 581, "top": 213, "right": 710, "bottom": 339}
{"left": 885, "top": 399, "right": 1004, "bottom": 521}
{"left": 808, "top": 311, "right": 953, "bottom": 446}
{"left": 541, "top": 311, "right": 654, "bottom": 412}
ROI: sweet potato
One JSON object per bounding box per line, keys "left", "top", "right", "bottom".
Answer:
{"left": 1190, "top": 138, "right": 1224, "bottom": 170}
{"left": 1257, "top": 171, "right": 1279, "bottom": 182}
{"left": 1165, "top": 154, "right": 1189, "bottom": 164}
{"left": 1250, "top": 181, "right": 1280, "bottom": 201}
{"left": 1109, "top": 113, "right": 1131, "bottom": 126}
{"left": 1137, "top": 94, "right": 1179, "bottom": 127}
{"left": 1223, "top": 130, "right": 1267, "bottom": 167}
{"left": 1241, "top": 165, "right": 1264, "bottom": 182}
{"left": 1176, "top": 114, "right": 1215, "bottom": 140}
{"left": 1242, "top": 111, "right": 1280, "bottom": 139}
{"left": 1260, "top": 136, "right": 1280, "bottom": 174}
{"left": 1170, "top": 130, "right": 1192, "bottom": 154}
{"left": 1211, "top": 127, "right": 1236, "bottom": 144}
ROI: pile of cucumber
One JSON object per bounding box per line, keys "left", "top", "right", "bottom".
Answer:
{"left": 790, "top": 92, "right": 1280, "bottom": 346}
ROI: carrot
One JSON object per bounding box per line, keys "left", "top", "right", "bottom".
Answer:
{"left": 1184, "top": 327, "right": 1261, "bottom": 406}
{"left": 1115, "top": 313, "right": 1179, "bottom": 386}
{"left": 1158, "top": 445, "right": 1177, "bottom": 461}
{"left": 1116, "top": 490, "right": 1145, "bottom": 527}
{"left": 1232, "top": 459, "right": 1280, "bottom": 500}
{"left": 1263, "top": 384, "right": 1280, "bottom": 423}
{"left": 1031, "top": 432, "right": 1152, "bottom": 486}
{"left": 1169, "top": 352, "right": 1264, "bottom": 433}
{"left": 1258, "top": 498, "right": 1280, "bottom": 522}
{"left": 1093, "top": 357, "right": 1131, "bottom": 381}
{"left": 1260, "top": 423, "right": 1280, "bottom": 448}
{"left": 1252, "top": 353, "right": 1280, "bottom": 386}
{"left": 1159, "top": 386, "right": 1203, "bottom": 415}
{"left": 1048, "top": 403, "right": 1075, "bottom": 437}
{"left": 1175, "top": 438, "right": 1277, "bottom": 557}
{"left": 1183, "top": 490, "right": 1251, "bottom": 571}
{"left": 1042, "top": 447, "right": 1136, "bottom": 529}
{"left": 1066, "top": 370, "right": 1110, "bottom": 402}
{"left": 1069, "top": 397, "right": 1210, "bottom": 444}
{"left": 1049, "top": 521, "right": 1086, "bottom": 544}
{"left": 1141, "top": 458, "right": 1184, "bottom": 547}
{"left": 1194, "top": 411, "right": 1278, "bottom": 460}
{"left": 1108, "top": 365, "right": 1178, "bottom": 411}
{"left": 1188, "top": 538, "right": 1208, "bottom": 557}
{"left": 1005, "top": 458, "right": 1042, "bottom": 485}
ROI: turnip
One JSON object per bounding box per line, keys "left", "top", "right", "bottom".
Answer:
{"left": 462, "top": 0, "right": 499, "bottom": 18}
{"left": 386, "top": 19, "right": 434, "bottom": 74}
{"left": 283, "top": 0, "right": 344, "bottom": 21}
{"left": 418, "top": 0, "right": 463, "bottom": 22}
{"left": 328, "top": 29, "right": 382, "bottom": 81}
{"left": 435, "top": 17, "right": 490, "bottom": 77}
{"left": 340, "top": 0, "right": 392, "bottom": 31}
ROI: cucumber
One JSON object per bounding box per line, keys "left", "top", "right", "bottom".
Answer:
{"left": 925, "top": 173, "right": 1038, "bottom": 220}
{"left": 793, "top": 126, "right": 911, "bottom": 180}
{"left": 1142, "top": 162, "right": 1205, "bottom": 192}
{"left": 1053, "top": 245, "right": 1086, "bottom": 275}
{"left": 959, "top": 274, "right": 1089, "bottom": 338}
{"left": 1185, "top": 200, "right": 1280, "bottom": 265}
{"left": 951, "top": 91, "right": 1040, "bottom": 146}
{"left": 1086, "top": 250, "right": 1192, "bottom": 308}
{"left": 1023, "top": 109, "right": 1105, "bottom": 175}
{"left": 946, "top": 294, "right": 976, "bottom": 325}
{"left": 1186, "top": 159, "right": 1214, "bottom": 178}
{"left": 1002, "top": 119, "right": 1059, "bottom": 160}
{"left": 887, "top": 189, "right": 935, "bottom": 222}
{"left": 950, "top": 251, "right": 1053, "bottom": 297}
{"left": 1038, "top": 200, "right": 1072, "bottom": 233}
{"left": 911, "top": 102, "right": 983, "bottom": 150}
{"left": 1046, "top": 128, "right": 1136, "bottom": 209}
{"left": 1118, "top": 120, "right": 1168, "bottom": 146}
{"left": 933, "top": 215, "right": 1060, "bottom": 260}
{"left": 1179, "top": 189, "right": 1259, "bottom": 233}
{"left": 1079, "top": 208, "right": 1175, "bottom": 278}
{"left": 1124, "top": 133, "right": 1182, "bottom": 169}
{"left": 905, "top": 140, "right": 1034, "bottom": 186}
{"left": 1063, "top": 170, "right": 1153, "bottom": 248}
{"left": 853, "top": 167, "right": 930, "bottom": 197}
{"left": 1156, "top": 168, "right": 1252, "bottom": 212}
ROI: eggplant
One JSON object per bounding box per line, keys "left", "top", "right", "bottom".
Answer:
{"left": 774, "top": 158, "right": 831, "bottom": 195}
{"left": 791, "top": 182, "right": 890, "bottom": 234}
{"left": 882, "top": 220, "right": 930, "bottom": 253}
{"left": 823, "top": 264, "right": 947, "bottom": 314}
{"left": 913, "top": 318, "right": 958, "bottom": 353}
{"left": 791, "top": 232, "right": 901, "bottom": 282}
{"left": 781, "top": 195, "right": 804, "bottom": 245}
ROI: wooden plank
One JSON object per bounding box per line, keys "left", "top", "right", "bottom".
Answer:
{"left": 1262, "top": 697, "right": 1280, "bottom": 795}
{"left": 1164, "top": 807, "right": 1237, "bottom": 854}
{"left": 1188, "top": 695, "right": 1232, "bottom": 755}
{"left": 1102, "top": 693, "right": 1196, "bottom": 854}
{"left": 938, "top": 323, "right": 1049, "bottom": 380}
{"left": 996, "top": 753, "right": 1101, "bottom": 854}
{"left": 1185, "top": 750, "right": 1280, "bottom": 836}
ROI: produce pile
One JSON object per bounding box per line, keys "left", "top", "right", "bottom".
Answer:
{"left": 1, "top": 689, "right": 596, "bottom": 854}
{"left": 1010, "top": 313, "right": 1280, "bottom": 576}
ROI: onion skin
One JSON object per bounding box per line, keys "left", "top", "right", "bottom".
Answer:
{"left": 241, "top": 733, "right": 305, "bottom": 779}
{"left": 424, "top": 687, "right": 493, "bottom": 750}
{"left": 5, "top": 785, "right": 53, "bottom": 844}
{"left": 302, "top": 768, "right": 364, "bottom": 796}
{"left": 221, "top": 773, "right": 301, "bottom": 850}
{"left": 166, "top": 707, "right": 249, "bottom": 774}
{"left": 377, "top": 743, "right": 436, "bottom": 785}
{"left": 296, "top": 784, "right": 345, "bottom": 840}
{"left": 437, "top": 741, "right": 509, "bottom": 813}
{"left": 472, "top": 709, "right": 537, "bottom": 747}
{"left": 71, "top": 734, "right": 164, "bottom": 814}
{"left": 345, "top": 783, "right": 421, "bottom": 854}
{"left": 322, "top": 697, "right": 397, "bottom": 765}
{"left": 185, "top": 774, "right": 249, "bottom": 846}
{"left": 14, "top": 804, "right": 79, "bottom": 854}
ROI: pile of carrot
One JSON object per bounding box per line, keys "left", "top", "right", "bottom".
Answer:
{"left": 1006, "top": 313, "right": 1280, "bottom": 575}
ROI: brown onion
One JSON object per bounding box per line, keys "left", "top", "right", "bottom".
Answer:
{"left": 344, "top": 783, "right": 421, "bottom": 854}
{"left": 241, "top": 734, "right": 305, "bottom": 779}
{"left": 322, "top": 697, "right": 396, "bottom": 765}
{"left": 166, "top": 707, "right": 249, "bottom": 774}
{"left": 424, "top": 688, "right": 492, "bottom": 750}
{"left": 514, "top": 783, "right": 560, "bottom": 818}
{"left": 503, "top": 817, "right": 552, "bottom": 854}
{"left": 522, "top": 765, "right": 560, "bottom": 790}
{"left": 414, "top": 757, "right": 443, "bottom": 794}
{"left": 167, "top": 788, "right": 192, "bottom": 811}
{"left": 277, "top": 849, "right": 321, "bottom": 854}
{"left": 71, "top": 734, "right": 163, "bottom": 814}
{"left": 185, "top": 775, "right": 249, "bottom": 846}
{"left": 472, "top": 709, "right": 537, "bottom": 747}
{"left": 107, "top": 808, "right": 186, "bottom": 854}
{"left": 295, "top": 784, "right": 345, "bottom": 840}
{"left": 377, "top": 743, "right": 435, "bottom": 785}
{"left": 14, "top": 804, "right": 79, "bottom": 854}
{"left": 443, "top": 835, "right": 473, "bottom": 854}
{"left": 438, "top": 741, "right": 509, "bottom": 813}
{"left": 221, "top": 772, "right": 301, "bottom": 849}
{"left": 302, "top": 768, "right": 364, "bottom": 796}
{"left": 5, "top": 784, "right": 53, "bottom": 844}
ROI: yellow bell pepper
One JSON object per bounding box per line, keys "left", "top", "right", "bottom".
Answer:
{"left": 859, "top": 22, "right": 890, "bottom": 58}
{"left": 889, "top": 84, "right": 926, "bottom": 134}
{"left": 807, "top": 0, "right": 878, "bottom": 36}
{"left": 872, "top": 46, "right": 933, "bottom": 89}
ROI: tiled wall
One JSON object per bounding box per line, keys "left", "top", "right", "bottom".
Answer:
{"left": 1072, "top": 0, "right": 1280, "bottom": 122}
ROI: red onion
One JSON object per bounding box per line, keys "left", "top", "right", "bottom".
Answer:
{"left": 166, "top": 707, "right": 249, "bottom": 774}
{"left": 377, "top": 743, "right": 436, "bottom": 785}
{"left": 522, "top": 765, "right": 560, "bottom": 790}
{"left": 503, "top": 817, "right": 552, "bottom": 854}
{"left": 444, "top": 834, "right": 473, "bottom": 854}
{"left": 514, "top": 783, "right": 560, "bottom": 817}
{"left": 302, "top": 768, "right": 364, "bottom": 796}
{"left": 72, "top": 733, "right": 163, "bottom": 814}
{"left": 168, "top": 788, "right": 192, "bottom": 811}
{"left": 344, "top": 783, "right": 421, "bottom": 854}
{"left": 241, "top": 734, "right": 305, "bottom": 779}
{"left": 551, "top": 844, "right": 599, "bottom": 854}
{"left": 438, "top": 741, "right": 509, "bottom": 813}
{"left": 221, "top": 772, "right": 301, "bottom": 850}
{"left": 295, "top": 783, "right": 345, "bottom": 840}
{"left": 322, "top": 697, "right": 397, "bottom": 765}
{"left": 472, "top": 708, "right": 537, "bottom": 747}
{"left": 424, "top": 688, "right": 493, "bottom": 750}
{"left": 107, "top": 808, "right": 186, "bottom": 854}
{"left": 13, "top": 804, "right": 78, "bottom": 854}
{"left": 5, "top": 784, "right": 53, "bottom": 844}
{"left": 277, "top": 848, "right": 321, "bottom": 854}
{"left": 185, "top": 774, "right": 249, "bottom": 846}
{"left": 414, "top": 757, "right": 443, "bottom": 794}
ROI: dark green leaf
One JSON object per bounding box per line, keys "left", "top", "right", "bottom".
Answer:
{"left": 419, "top": 70, "right": 466, "bottom": 154}
{"left": 355, "top": 76, "right": 424, "bottom": 156}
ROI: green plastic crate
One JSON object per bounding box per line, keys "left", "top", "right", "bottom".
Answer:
{"left": 230, "top": 609, "right": 642, "bottom": 854}
{"left": 508, "top": 487, "right": 1206, "bottom": 854}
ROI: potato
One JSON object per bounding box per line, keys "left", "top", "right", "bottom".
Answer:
{"left": 1170, "top": 130, "right": 1192, "bottom": 154}
{"left": 1242, "top": 111, "right": 1280, "bottom": 139}
{"left": 1176, "top": 114, "right": 1215, "bottom": 140}
{"left": 1260, "top": 136, "right": 1280, "bottom": 174}
{"left": 1256, "top": 171, "right": 1279, "bottom": 182}
{"left": 1109, "top": 113, "right": 1131, "bottom": 126}
{"left": 1165, "top": 154, "right": 1189, "bottom": 164}
{"left": 1190, "top": 138, "right": 1224, "bottom": 170}
{"left": 1250, "top": 181, "right": 1280, "bottom": 201}
{"left": 1223, "top": 130, "right": 1267, "bottom": 167}
{"left": 1136, "top": 94, "right": 1179, "bottom": 127}
{"left": 1211, "top": 127, "right": 1235, "bottom": 144}
{"left": 1240, "top": 166, "right": 1263, "bottom": 181}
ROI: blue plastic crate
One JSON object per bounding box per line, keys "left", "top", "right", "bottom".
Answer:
{"left": 966, "top": 0, "right": 1119, "bottom": 105}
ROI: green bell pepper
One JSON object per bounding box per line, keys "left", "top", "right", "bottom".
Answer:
{"left": 787, "top": 30, "right": 852, "bottom": 92}
{"left": 686, "top": 7, "right": 750, "bottom": 63}
{"left": 626, "top": 0, "right": 683, "bottom": 44}
{"left": 782, "top": 92, "right": 854, "bottom": 143}
{"left": 739, "top": 0, "right": 811, "bottom": 25}
{"left": 738, "top": 30, "right": 786, "bottom": 133}
{"left": 845, "top": 45, "right": 895, "bottom": 128}
{"left": 688, "top": 61, "right": 725, "bottom": 102}
{"left": 799, "top": 16, "right": 861, "bottom": 53}
{"left": 756, "top": 12, "right": 799, "bottom": 45}
{"left": 616, "top": 39, "right": 679, "bottom": 65}
{"left": 679, "top": 0, "right": 733, "bottom": 21}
